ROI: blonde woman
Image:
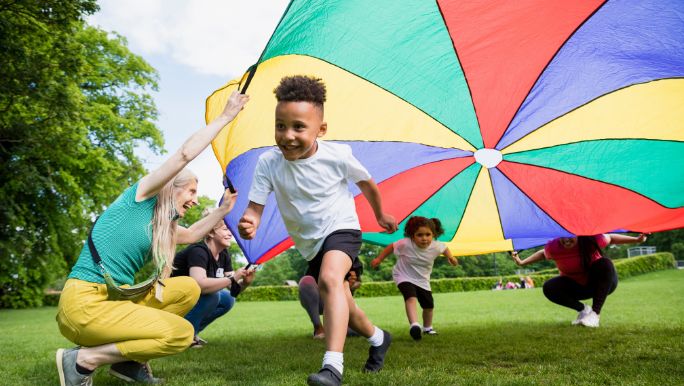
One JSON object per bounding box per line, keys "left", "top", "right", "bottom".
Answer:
{"left": 55, "top": 91, "right": 249, "bottom": 386}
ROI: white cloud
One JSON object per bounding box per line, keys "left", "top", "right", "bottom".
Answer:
{"left": 89, "top": 0, "right": 289, "bottom": 77}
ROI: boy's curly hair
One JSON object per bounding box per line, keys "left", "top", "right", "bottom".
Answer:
{"left": 274, "top": 75, "right": 327, "bottom": 109}
{"left": 404, "top": 216, "right": 445, "bottom": 238}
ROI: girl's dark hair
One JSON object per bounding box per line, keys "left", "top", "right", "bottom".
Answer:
{"left": 273, "top": 75, "right": 326, "bottom": 109}
{"left": 403, "top": 216, "right": 445, "bottom": 238}
{"left": 577, "top": 235, "right": 603, "bottom": 270}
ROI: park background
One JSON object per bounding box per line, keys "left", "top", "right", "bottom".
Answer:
{"left": 1, "top": 2, "right": 683, "bottom": 385}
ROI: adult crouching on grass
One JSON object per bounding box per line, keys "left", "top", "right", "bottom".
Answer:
{"left": 171, "top": 210, "right": 256, "bottom": 348}
{"left": 511, "top": 233, "right": 647, "bottom": 328}
{"left": 55, "top": 91, "right": 249, "bottom": 386}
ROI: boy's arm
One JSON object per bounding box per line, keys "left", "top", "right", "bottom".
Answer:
{"left": 177, "top": 189, "right": 237, "bottom": 244}
{"left": 443, "top": 247, "right": 458, "bottom": 266}
{"left": 356, "top": 179, "right": 397, "bottom": 233}
{"left": 238, "top": 201, "right": 265, "bottom": 240}
{"left": 371, "top": 244, "right": 394, "bottom": 268}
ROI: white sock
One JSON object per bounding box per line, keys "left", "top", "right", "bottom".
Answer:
{"left": 322, "top": 351, "right": 344, "bottom": 374}
{"left": 423, "top": 326, "right": 433, "bottom": 332}
{"left": 367, "top": 326, "right": 384, "bottom": 347}
{"left": 410, "top": 322, "right": 421, "bottom": 328}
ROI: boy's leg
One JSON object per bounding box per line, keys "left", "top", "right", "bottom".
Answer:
{"left": 318, "top": 250, "right": 354, "bottom": 352}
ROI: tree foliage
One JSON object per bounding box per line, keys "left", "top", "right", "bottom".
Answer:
{"left": 0, "top": 1, "right": 161, "bottom": 308}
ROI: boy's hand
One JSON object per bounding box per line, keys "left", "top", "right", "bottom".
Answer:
{"left": 238, "top": 214, "right": 259, "bottom": 239}
{"left": 370, "top": 258, "right": 381, "bottom": 269}
{"left": 220, "top": 91, "right": 249, "bottom": 121}
{"left": 377, "top": 213, "right": 397, "bottom": 233}
{"left": 220, "top": 189, "right": 238, "bottom": 212}
{"left": 636, "top": 233, "right": 648, "bottom": 243}
{"left": 448, "top": 257, "right": 459, "bottom": 266}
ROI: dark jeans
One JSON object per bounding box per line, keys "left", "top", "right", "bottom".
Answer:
{"left": 184, "top": 289, "right": 235, "bottom": 334}
{"left": 542, "top": 257, "right": 618, "bottom": 314}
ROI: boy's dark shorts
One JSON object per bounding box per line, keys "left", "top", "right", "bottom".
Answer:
{"left": 306, "top": 229, "right": 362, "bottom": 282}
{"left": 398, "top": 281, "right": 434, "bottom": 309}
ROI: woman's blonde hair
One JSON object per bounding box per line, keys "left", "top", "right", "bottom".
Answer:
{"left": 151, "top": 169, "right": 197, "bottom": 278}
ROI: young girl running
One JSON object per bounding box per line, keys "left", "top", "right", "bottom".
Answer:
{"left": 371, "top": 216, "right": 458, "bottom": 340}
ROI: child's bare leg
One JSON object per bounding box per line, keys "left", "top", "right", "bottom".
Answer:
{"left": 318, "top": 250, "right": 353, "bottom": 352}
{"left": 422, "top": 308, "right": 434, "bottom": 328}
{"left": 404, "top": 297, "right": 419, "bottom": 325}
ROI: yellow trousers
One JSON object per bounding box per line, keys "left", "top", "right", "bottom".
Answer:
{"left": 56, "top": 277, "right": 200, "bottom": 362}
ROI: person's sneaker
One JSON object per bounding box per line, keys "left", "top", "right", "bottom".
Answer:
{"left": 363, "top": 329, "right": 392, "bottom": 372}
{"left": 109, "top": 361, "right": 164, "bottom": 384}
{"left": 306, "top": 365, "right": 342, "bottom": 386}
{"left": 572, "top": 304, "right": 592, "bottom": 325}
{"left": 190, "top": 336, "right": 206, "bottom": 348}
{"left": 423, "top": 328, "right": 438, "bottom": 336}
{"left": 56, "top": 348, "right": 93, "bottom": 386}
{"left": 409, "top": 325, "right": 422, "bottom": 341}
{"left": 579, "top": 309, "right": 600, "bottom": 328}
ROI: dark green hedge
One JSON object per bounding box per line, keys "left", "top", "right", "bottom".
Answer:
{"left": 44, "top": 253, "right": 675, "bottom": 304}
{"left": 613, "top": 252, "right": 675, "bottom": 279}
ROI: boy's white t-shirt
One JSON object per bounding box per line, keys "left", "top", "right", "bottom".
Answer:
{"left": 248, "top": 140, "right": 371, "bottom": 260}
{"left": 392, "top": 237, "right": 447, "bottom": 291}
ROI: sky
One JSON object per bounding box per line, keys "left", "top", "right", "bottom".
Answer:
{"left": 88, "top": 0, "right": 290, "bottom": 201}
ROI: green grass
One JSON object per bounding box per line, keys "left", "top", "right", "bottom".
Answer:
{"left": 1, "top": 270, "right": 682, "bottom": 385}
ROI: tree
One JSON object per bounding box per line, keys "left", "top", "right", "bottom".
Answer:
{"left": 0, "top": 1, "right": 162, "bottom": 308}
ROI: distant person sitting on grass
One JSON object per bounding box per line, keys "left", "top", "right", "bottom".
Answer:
{"left": 299, "top": 260, "right": 363, "bottom": 339}
{"left": 371, "top": 216, "right": 458, "bottom": 341}
{"left": 55, "top": 91, "right": 248, "bottom": 386}
{"left": 511, "top": 233, "right": 647, "bottom": 327}
{"left": 171, "top": 210, "right": 256, "bottom": 348}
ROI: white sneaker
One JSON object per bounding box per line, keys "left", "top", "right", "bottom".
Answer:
{"left": 579, "top": 309, "right": 600, "bottom": 328}
{"left": 572, "top": 304, "right": 592, "bottom": 325}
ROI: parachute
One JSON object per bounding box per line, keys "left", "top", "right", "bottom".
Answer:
{"left": 206, "top": 0, "right": 684, "bottom": 263}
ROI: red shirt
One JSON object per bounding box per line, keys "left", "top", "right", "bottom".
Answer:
{"left": 544, "top": 234, "right": 609, "bottom": 285}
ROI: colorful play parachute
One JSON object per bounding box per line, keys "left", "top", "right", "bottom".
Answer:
{"left": 206, "top": 0, "right": 684, "bottom": 264}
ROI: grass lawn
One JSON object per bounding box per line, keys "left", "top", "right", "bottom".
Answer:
{"left": 1, "top": 269, "right": 682, "bottom": 385}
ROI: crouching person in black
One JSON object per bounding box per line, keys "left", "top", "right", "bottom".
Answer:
{"left": 172, "top": 210, "right": 256, "bottom": 347}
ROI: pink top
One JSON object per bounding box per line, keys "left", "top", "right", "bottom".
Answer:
{"left": 544, "top": 234, "right": 609, "bottom": 285}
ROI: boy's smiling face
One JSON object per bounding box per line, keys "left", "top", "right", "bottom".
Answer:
{"left": 275, "top": 101, "right": 327, "bottom": 161}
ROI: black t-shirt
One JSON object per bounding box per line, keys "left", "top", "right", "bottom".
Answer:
{"left": 172, "top": 242, "right": 232, "bottom": 278}
{"left": 172, "top": 242, "right": 242, "bottom": 296}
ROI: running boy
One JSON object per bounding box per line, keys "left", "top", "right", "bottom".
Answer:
{"left": 238, "top": 75, "right": 397, "bottom": 386}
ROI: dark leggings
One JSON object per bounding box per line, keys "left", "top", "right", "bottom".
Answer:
{"left": 542, "top": 257, "right": 618, "bottom": 314}
{"left": 299, "top": 275, "right": 323, "bottom": 328}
